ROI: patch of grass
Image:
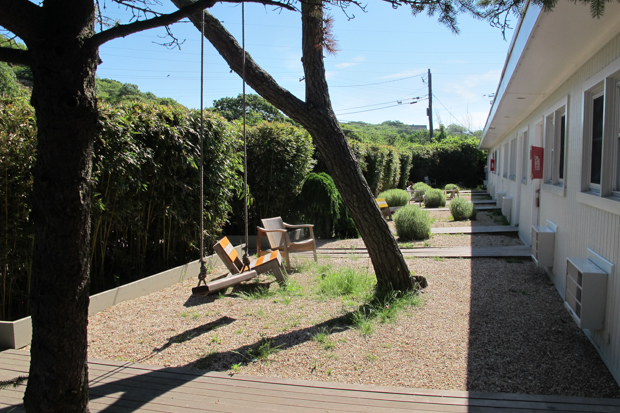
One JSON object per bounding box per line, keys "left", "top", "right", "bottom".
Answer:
{"left": 211, "top": 335, "right": 222, "bottom": 344}
{"left": 256, "top": 308, "right": 265, "bottom": 317}
{"left": 350, "top": 309, "right": 374, "bottom": 336}
{"left": 191, "top": 312, "right": 201, "bottom": 320}
{"left": 317, "top": 267, "right": 375, "bottom": 301}
{"left": 234, "top": 285, "right": 273, "bottom": 300}
{"left": 243, "top": 337, "right": 282, "bottom": 361}
{"left": 312, "top": 327, "right": 336, "bottom": 350}
{"left": 178, "top": 311, "right": 189, "bottom": 318}
{"left": 327, "top": 368, "right": 333, "bottom": 376}
{"left": 234, "top": 328, "right": 244, "bottom": 334}
{"left": 365, "top": 353, "right": 378, "bottom": 362}
{"left": 433, "top": 256, "right": 445, "bottom": 262}
{"left": 493, "top": 215, "right": 511, "bottom": 225}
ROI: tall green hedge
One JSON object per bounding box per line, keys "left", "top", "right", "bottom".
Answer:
{"left": 225, "top": 122, "right": 315, "bottom": 234}
{"left": 0, "top": 98, "right": 36, "bottom": 321}
{"left": 1, "top": 100, "right": 242, "bottom": 320}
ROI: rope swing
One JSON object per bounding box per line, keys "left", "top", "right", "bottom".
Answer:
{"left": 193, "top": 5, "right": 250, "bottom": 294}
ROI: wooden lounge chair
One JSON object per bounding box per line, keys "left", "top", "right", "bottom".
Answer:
{"left": 376, "top": 198, "right": 392, "bottom": 220}
{"left": 407, "top": 189, "right": 425, "bottom": 206}
{"left": 214, "top": 236, "right": 287, "bottom": 283}
{"left": 257, "top": 217, "right": 317, "bottom": 271}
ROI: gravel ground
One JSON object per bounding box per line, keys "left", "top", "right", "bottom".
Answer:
{"left": 87, "top": 212, "right": 620, "bottom": 398}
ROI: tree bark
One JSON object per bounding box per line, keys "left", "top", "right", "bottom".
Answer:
{"left": 172, "top": 0, "right": 415, "bottom": 292}
{"left": 20, "top": 3, "right": 98, "bottom": 411}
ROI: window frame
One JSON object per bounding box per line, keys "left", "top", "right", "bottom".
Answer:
{"left": 578, "top": 56, "right": 620, "bottom": 215}
{"left": 521, "top": 128, "right": 529, "bottom": 184}
{"left": 542, "top": 96, "right": 568, "bottom": 189}
{"left": 509, "top": 137, "right": 517, "bottom": 181}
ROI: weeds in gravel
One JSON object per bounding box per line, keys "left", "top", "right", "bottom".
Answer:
{"left": 316, "top": 266, "right": 375, "bottom": 301}
{"left": 312, "top": 327, "right": 336, "bottom": 350}
{"left": 242, "top": 337, "right": 282, "bottom": 361}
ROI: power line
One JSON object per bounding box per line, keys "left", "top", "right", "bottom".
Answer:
{"left": 331, "top": 74, "right": 424, "bottom": 88}
{"left": 432, "top": 93, "right": 474, "bottom": 134}
{"left": 336, "top": 97, "right": 425, "bottom": 116}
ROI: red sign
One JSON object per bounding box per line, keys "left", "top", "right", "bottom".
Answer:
{"left": 531, "top": 146, "right": 544, "bottom": 180}
{"left": 490, "top": 159, "right": 495, "bottom": 172}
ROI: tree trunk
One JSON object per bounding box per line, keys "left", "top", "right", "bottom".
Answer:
{"left": 23, "top": 6, "right": 99, "bottom": 411}
{"left": 172, "top": 0, "right": 415, "bottom": 292}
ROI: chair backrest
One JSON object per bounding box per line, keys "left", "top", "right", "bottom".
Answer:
{"left": 213, "top": 237, "right": 241, "bottom": 274}
{"left": 261, "top": 217, "right": 286, "bottom": 249}
{"left": 375, "top": 198, "right": 389, "bottom": 209}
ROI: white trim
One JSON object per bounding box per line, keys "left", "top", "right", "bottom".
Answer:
{"left": 542, "top": 182, "right": 566, "bottom": 197}
{"left": 577, "top": 191, "right": 620, "bottom": 215}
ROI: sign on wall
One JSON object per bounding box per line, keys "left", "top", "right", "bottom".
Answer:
{"left": 531, "top": 146, "right": 544, "bottom": 180}
{"left": 490, "top": 159, "right": 495, "bottom": 172}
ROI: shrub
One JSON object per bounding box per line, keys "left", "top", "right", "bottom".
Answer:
{"left": 445, "top": 183, "right": 460, "bottom": 191}
{"left": 449, "top": 197, "right": 474, "bottom": 221}
{"left": 294, "top": 172, "right": 358, "bottom": 239}
{"left": 412, "top": 182, "right": 431, "bottom": 192}
{"left": 424, "top": 188, "right": 446, "bottom": 208}
{"left": 393, "top": 205, "right": 431, "bottom": 240}
{"left": 378, "top": 188, "right": 409, "bottom": 207}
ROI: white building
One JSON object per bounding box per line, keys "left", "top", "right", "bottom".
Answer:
{"left": 480, "top": 0, "right": 620, "bottom": 385}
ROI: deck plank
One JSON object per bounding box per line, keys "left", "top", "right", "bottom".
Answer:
{"left": 312, "top": 246, "right": 531, "bottom": 258}
{"left": 430, "top": 226, "right": 518, "bottom": 234}
{"left": 2, "top": 350, "right": 620, "bottom": 412}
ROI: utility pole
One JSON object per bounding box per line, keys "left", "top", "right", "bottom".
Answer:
{"left": 427, "top": 68, "right": 433, "bottom": 141}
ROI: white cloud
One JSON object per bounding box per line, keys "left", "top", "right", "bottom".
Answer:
{"left": 380, "top": 69, "right": 426, "bottom": 79}
{"left": 445, "top": 70, "right": 501, "bottom": 102}
{"left": 334, "top": 55, "right": 365, "bottom": 69}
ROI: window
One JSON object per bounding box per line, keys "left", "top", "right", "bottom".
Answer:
{"left": 578, "top": 57, "right": 620, "bottom": 214}
{"left": 521, "top": 130, "right": 529, "bottom": 182}
{"left": 509, "top": 138, "right": 517, "bottom": 180}
{"left": 503, "top": 143, "right": 509, "bottom": 178}
{"left": 543, "top": 98, "right": 568, "bottom": 187}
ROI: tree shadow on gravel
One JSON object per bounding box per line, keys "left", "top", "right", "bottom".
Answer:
{"left": 467, "top": 257, "right": 620, "bottom": 398}
{"left": 187, "top": 312, "right": 353, "bottom": 372}
{"left": 152, "top": 316, "right": 236, "bottom": 353}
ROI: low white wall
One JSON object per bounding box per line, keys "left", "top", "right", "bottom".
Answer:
{"left": 0, "top": 245, "right": 243, "bottom": 349}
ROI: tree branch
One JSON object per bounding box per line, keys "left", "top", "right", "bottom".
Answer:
{"left": 170, "top": 0, "right": 307, "bottom": 119}
{"left": 88, "top": 0, "right": 217, "bottom": 49}
{"left": 0, "top": 46, "right": 30, "bottom": 66}
{"left": 0, "top": 0, "right": 44, "bottom": 43}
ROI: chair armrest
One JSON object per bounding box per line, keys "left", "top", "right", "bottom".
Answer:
{"left": 257, "top": 226, "right": 287, "bottom": 233}
{"left": 283, "top": 223, "right": 314, "bottom": 229}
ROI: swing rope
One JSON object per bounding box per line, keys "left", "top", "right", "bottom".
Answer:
{"left": 197, "top": 11, "right": 208, "bottom": 287}
{"left": 241, "top": 2, "right": 251, "bottom": 272}
{"left": 196, "top": 6, "right": 250, "bottom": 288}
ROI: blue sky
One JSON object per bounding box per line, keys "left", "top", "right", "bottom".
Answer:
{"left": 97, "top": 2, "right": 516, "bottom": 131}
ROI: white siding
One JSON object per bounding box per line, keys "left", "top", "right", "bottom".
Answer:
{"left": 487, "top": 31, "right": 620, "bottom": 384}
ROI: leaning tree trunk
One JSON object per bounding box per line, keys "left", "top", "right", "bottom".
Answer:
{"left": 172, "top": 0, "right": 415, "bottom": 292}
{"left": 23, "top": 7, "right": 99, "bottom": 412}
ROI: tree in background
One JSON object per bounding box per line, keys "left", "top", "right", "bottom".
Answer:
{"left": 211, "top": 93, "right": 290, "bottom": 125}
{"left": 96, "top": 78, "right": 182, "bottom": 106}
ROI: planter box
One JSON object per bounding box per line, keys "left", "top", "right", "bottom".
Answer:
{"left": 0, "top": 245, "right": 244, "bottom": 350}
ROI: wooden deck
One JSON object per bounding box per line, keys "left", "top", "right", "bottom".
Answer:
{"left": 2, "top": 350, "right": 619, "bottom": 412}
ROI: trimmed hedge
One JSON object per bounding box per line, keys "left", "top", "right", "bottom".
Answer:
{"left": 449, "top": 197, "right": 475, "bottom": 221}
{"left": 393, "top": 205, "right": 431, "bottom": 240}
{"left": 424, "top": 188, "right": 446, "bottom": 208}
{"left": 378, "top": 189, "right": 409, "bottom": 207}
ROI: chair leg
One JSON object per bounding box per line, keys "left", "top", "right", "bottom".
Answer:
{"left": 272, "top": 263, "right": 287, "bottom": 284}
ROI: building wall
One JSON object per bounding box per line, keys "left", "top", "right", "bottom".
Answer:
{"left": 486, "top": 31, "right": 620, "bottom": 384}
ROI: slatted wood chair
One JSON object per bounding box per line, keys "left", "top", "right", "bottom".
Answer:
{"left": 376, "top": 198, "right": 393, "bottom": 220}
{"left": 257, "top": 217, "right": 317, "bottom": 272}
{"left": 407, "top": 189, "right": 425, "bottom": 206}
{"left": 214, "top": 236, "right": 287, "bottom": 283}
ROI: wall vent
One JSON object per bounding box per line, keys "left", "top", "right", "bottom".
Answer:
{"left": 531, "top": 225, "right": 555, "bottom": 267}
{"left": 502, "top": 195, "right": 513, "bottom": 220}
{"left": 565, "top": 255, "right": 609, "bottom": 330}
{"left": 495, "top": 192, "right": 506, "bottom": 209}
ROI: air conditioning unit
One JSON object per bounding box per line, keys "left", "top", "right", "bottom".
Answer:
{"left": 502, "top": 195, "right": 513, "bottom": 220}
{"left": 495, "top": 192, "right": 506, "bottom": 209}
{"left": 565, "top": 257, "right": 609, "bottom": 330}
{"left": 531, "top": 225, "right": 555, "bottom": 267}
